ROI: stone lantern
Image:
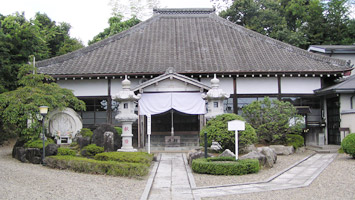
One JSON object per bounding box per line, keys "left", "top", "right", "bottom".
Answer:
{"left": 113, "top": 75, "right": 140, "bottom": 152}
{"left": 202, "top": 74, "right": 230, "bottom": 120}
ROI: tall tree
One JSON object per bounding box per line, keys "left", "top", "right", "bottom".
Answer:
{"left": 0, "top": 12, "right": 83, "bottom": 93}
{"left": 88, "top": 14, "right": 140, "bottom": 45}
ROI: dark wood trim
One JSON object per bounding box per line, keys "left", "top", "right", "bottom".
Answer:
{"left": 233, "top": 77, "right": 238, "bottom": 114}
{"left": 107, "top": 78, "right": 112, "bottom": 124}
{"left": 278, "top": 76, "right": 281, "bottom": 100}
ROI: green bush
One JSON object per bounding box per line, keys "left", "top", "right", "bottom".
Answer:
{"left": 114, "top": 127, "right": 122, "bottom": 136}
{"left": 341, "top": 133, "right": 355, "bottom": 158}
{"left": 242, "top": 97, "right": 303, "bottom": 144}
{"left": 94, "top": 152, "right": 153, "bottom": 166}
{"left": 24, "top": 138, "right": 54, "bottom": 149}
{"left": 57, "top": 147, "right": 76, "bottom": 156}
{"left": 286, "top": 134, "right": 304, "bottom": 149}
{"left": 80, "top": 128, "right": 93, "bottom": 138}
{"left": 80, "top": 144, "right": 104, "bottom": 157}
{"left": 200, "top": 114, "right": 257, "bottom": 153}
{"left": 192, "top": 157, "right": 259, "bottom": 175}
{"left": 45, "top": 155, "right": 149, "bottom": 177}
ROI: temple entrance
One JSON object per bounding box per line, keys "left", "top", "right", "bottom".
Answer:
{"left": 327, "top": 97, "right": 341, "bottom": 144}
{"left": 150, "top": 109, "right": 200, "bottom": 148}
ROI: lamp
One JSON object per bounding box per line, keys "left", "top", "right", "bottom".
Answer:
{"left": 39, "top": 106, "right": 49, "bottom": 165}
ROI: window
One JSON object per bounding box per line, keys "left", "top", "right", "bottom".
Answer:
{"left": 213, "top": 102, "right": 218, "bottom": 108}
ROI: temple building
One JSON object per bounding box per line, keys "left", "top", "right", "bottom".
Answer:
{"left": 37, "top": 8, "right": 352, "bottom": 149}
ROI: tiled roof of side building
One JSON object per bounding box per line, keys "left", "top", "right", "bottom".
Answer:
{"left": 36, "top": 8, "right": 351, "bottom": 76}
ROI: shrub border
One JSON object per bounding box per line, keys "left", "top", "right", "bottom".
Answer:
{"left": 192, "top": 157, "right": 260, "bottom": 175}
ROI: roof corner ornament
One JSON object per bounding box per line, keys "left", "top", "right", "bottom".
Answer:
{"left": 165, "top": 67, "right": 176, "bottom": 74}
{"left": 202, "top": 74, "right": 230, "bottom": 120}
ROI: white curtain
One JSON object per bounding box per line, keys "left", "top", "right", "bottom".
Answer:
{"left": 139, "top": 92, "right": 206, "bottom": 115}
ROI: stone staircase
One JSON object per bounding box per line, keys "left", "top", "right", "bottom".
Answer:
{"left": 148, "top": 134, "right": 200, "bottom": 151}
{"left": 306, "top": 145, "right": 341, "bottom": 153}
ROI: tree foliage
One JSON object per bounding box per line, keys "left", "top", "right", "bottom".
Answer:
{"left": 0, "top": 65, "right": 85, "bottom": 142}
{"left": 0, "top": 12, "right": 83, "bottom": 93}
{"left": 200, "top": 113, "right": 257, "bottom": 153}
{"left": 242, "top": 97, "right": 303, "bottom": 144}
{"left": 89, "top": 14, "right": 140, "bottom": 45}
{"left": 220, "top": 0, "right": 355, "bottom": 49}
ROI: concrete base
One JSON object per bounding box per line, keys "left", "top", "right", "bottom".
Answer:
{"left": 117, "top": 148, "right": 137, "bottom": 152}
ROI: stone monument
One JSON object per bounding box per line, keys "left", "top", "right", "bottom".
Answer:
{"left": 46, "top": 108, "right": 83, "bottom": 144}
{"left": 202, "top": 74, "right": 230, "bottom": 120}
{"left": 113, "top": 75, "right": 140, "bottom": 152}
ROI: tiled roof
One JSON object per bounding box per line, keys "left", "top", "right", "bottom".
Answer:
{"left": 315, "top": 75, "right": 355, "bottom": 94}
{"left": 37, "top": 8, "right": 351, "bottom": 76}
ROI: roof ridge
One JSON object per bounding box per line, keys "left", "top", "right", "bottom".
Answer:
{"left": 36, "top": 15, "right": 162, "bottom": 68}
{"left": 153, "top": 8, "right": 215, "bottom": 15}
{"left": 209, "top": 15, "right": 347, "bottom": 68}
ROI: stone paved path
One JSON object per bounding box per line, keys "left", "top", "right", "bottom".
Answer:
{"left": 147, "top": 153, "right": 194, "bottom": 200}
{"left": 142, "top": 153, "right": 337, "bottom": 200}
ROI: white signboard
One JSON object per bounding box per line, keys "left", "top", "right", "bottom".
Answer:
{"left": 228, "top": 120, "right": 245, "bottom": 160}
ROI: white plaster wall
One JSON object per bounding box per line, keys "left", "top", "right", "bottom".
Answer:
{"left": 340, "top": 94, "right": 355, "bottom": 111}
{"left": 58, "top": 79, "right": 108, "bottom": 96}
{"left": 111, "top": 78, "right": 140, "bottom": 95}
{"left": 236, "top": 77, "right": 278, "bottom": 94}
{"left": 201, "top": 77, "right": 234, "bottom": 94}
{"left": 142, "top": 78, "right": 200, "bottom": 92}
{"left": 281, "top": 77, "right": 321, "bottom": 94}
{"left": 340, "top": 113, "right": 355, "bottom": 133}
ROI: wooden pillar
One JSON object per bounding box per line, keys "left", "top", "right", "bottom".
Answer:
{"left": 277, "top": 76, "right": 281, "bottom": 100}
{"left": 107, "top": 78, "right": 112, "bottom": 124}
{"left": 233, "top": 77, "right": 238, "bottom": 114}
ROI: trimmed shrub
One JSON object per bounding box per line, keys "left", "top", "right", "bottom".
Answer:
{"left": 80, "top": 128, "right": 93, "bottom": 138}
{"left": 45, "top": 155, "right": 149, "bottom": 177}
{"left": 57, "top": 147, "right": 76, "bottom": 156}
{"left": 94, "top": 152, "right": 153, "bottom": 165}
{"left": 81, "top": 144, "right": 104, "bottom": 157}
{"left": 192, "top": 157, "right": 259, "bottom": 175}
{"left": 114, "top": 127, "right": 122, "bottom": 137}
{"left": 286, "top": 134, "right": 304, "bottom": 149}
{"left": 341, "top": 133, "right": 355, "bottom": 158}
{"left": 200, "top": 114, "right": 257, "bottom": 153}
{"left": 24, "top": 138, "right": 54, "bottom": 149}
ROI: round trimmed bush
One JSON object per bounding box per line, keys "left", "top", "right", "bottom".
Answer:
{"left": 192, "top": 157, "right": 259, "bottom": 175}
{"left": 81, "top": 144, "right": 104, "bottom": 157}
{"left": 80, "top": 128, "right": 93, "bottom": 138}
{"left": 24, "top": 138, "right": 55, "bottom": 149}
{"left": 341, "top": 133, "right": 355, "bottom": 158}
{"left": 200, "top": 114, "right": 257, "bottom": 153}
{"left": 286, "top": 134, "right": 304, "bottom": 149}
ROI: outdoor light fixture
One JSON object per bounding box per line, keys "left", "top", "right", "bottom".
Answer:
{"left": 39, "top": 106, "right": 49, "bottom": 165}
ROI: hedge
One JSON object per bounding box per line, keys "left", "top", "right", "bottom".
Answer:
{"left": 286, "top": 134, "right": 304, "bottom": 149}
{"left": 192, "top": 157, "right": 259, "bottom": 175}
{"left": 45, "top": 156, "right": 149, "bottom": 177}
{"left": 94, "top": 152, "right": 153, "bottom": 166}
{"left": 341, "top": 133, "right": 355, "bottom": 158}
{"left": 80, "top": 144, "right": 104, "bottom": 157}
{"left": 57, "top": 147, "right": 76, "bottom": 156}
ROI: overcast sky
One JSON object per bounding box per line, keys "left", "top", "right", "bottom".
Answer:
{"left": 0, "top": 0, "right": 213, "bottom": 45}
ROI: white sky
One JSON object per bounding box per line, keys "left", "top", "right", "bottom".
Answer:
{"left": 0, "top": 0, "right": 213, "bottom": 45}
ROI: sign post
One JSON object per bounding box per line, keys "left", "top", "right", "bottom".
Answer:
{"left": 147, "top": 114, "right": 151, "bottom": 154}
{"left": 228, "top": 120, "right": 245, "bottom": 160}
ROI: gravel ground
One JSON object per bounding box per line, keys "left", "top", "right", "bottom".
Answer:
{"left": 0, "top": 141, "right": 148, "bottom": 200}
{"left": 194, "top": 150, "right": 314, "bottom": 187}
{"left": 202, "top": 153, "right": 355, "bottom": 200}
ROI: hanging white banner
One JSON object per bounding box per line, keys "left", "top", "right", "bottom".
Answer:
{"left": 139, "top": 92, "right": 206, "bottom": 115}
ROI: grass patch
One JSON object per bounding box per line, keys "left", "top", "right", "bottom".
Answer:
{"left": 192, "top": 157, "right": 259, "bottom": 175}
{"left": 94, "top": 152, "right": 153, "bottom": 165}
{"left": 45, "top": 155, "right": 149, "bottom": 177}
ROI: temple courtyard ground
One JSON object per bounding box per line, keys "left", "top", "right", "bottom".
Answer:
{"left": 0, "top": 141, "right": 354, "bottom": 200}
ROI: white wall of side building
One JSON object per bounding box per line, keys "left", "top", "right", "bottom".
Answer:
{"left": 340, "top": 94, "right": 355, "bottom": 133}
{"left": 237, "top": 77, "right": 278, "bottom": 94}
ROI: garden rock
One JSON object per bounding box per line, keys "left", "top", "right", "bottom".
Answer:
{"left": 219, "top": 149, "right": 235, "bottom": 157}
{"left": 77, "top": 136, "right": 91, "bottom": 149}
{"left": 25, "top": 148, "right": 41, "bottom": 164}
{"left": 257, "top": 147, "right": 277, "bottom": 168}
{"left": 240, "top": 151, "right": 266, "bottom": 166}
{"left": 242, "top": 144, "right": 257, "bottom": 154}
{"left": 296, "top": 147, "right": 306, "bottom": 153}
{"left": 92, "top": 124, "right": 121, "bottom": 151}
{"left": 187, "top": 149, "right": 212, "bottom": 165}
{"left": 270, "top": 145, "right": 294, "bottom": 155}
{"left": 12, "top": 140, "right": 26, "bottom": 158}
{"left": 103, "top": 131, "right": 115, "bottom": 152}
{"left": 14, "top": 147, "right": 27, "bottom": 162}
{"left": 210, "top": 141, "right": 222, "bottom": 152}
{"left": 45, "top": 144, "right": 58, "bottom": 156}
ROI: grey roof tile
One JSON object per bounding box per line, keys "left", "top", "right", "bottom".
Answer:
{"left": 37, "top": 8, "right": 350, "bottom": 76}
